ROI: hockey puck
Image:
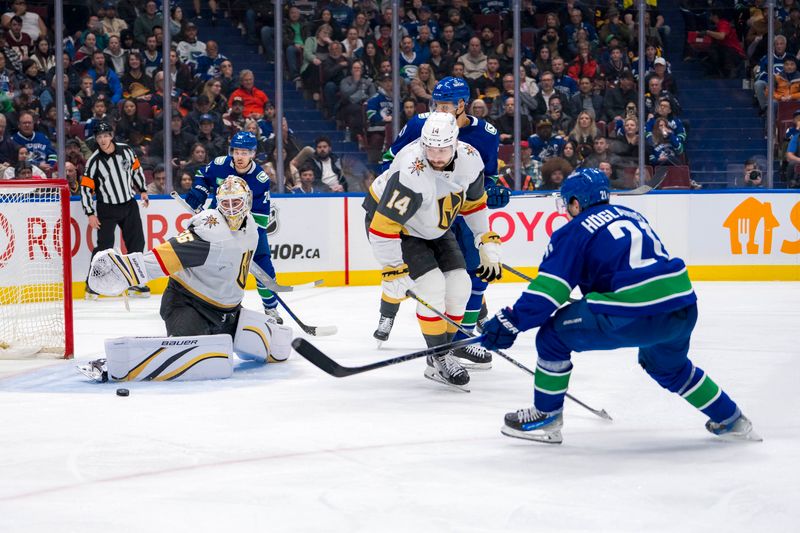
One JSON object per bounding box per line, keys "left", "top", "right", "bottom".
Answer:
{"left": 116, "top": 388, "right": 130, "bottom": 397}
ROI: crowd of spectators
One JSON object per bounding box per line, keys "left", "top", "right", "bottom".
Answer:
{"left": 240, "top": 0, "right": 686, "bottom": 190}
{"left": 0, "top": 1, "right": 730, "bottom": 192}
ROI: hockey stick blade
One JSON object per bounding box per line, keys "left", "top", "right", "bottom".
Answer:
{"left": 292, "top": 336, "right": 483, "bottom": 377}
{"left": 274, "top": 293, "right": 337, "bottom": 336}
{"left": 406, "top": 290, "right": 612, "bottom": 421}
{"left": 170, "top": 192, "right": 324, "bottom": 292}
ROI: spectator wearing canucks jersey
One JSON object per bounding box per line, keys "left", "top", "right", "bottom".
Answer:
{"left": 194, "top": 40, "right": 227, "bottom": 81}
{"left": 12, "top": 111, "right": 56, "bottom": 172}
{"left": 754, "top": 36, "right": 787, "bottom": 112}
{"left": 645, "top": 98, "right": 686, "bottom": 149}
{"left": 366, "top": 73, "right": 394, "bottom": 131}
{"left": 550, "top": 57, "right": 578, "bottom": 98}
{"left": 528, "top": 119, "right": 566, "bottom": 162}
{"left": 398, "top": 36, "right": 423, "bottom": 81}
{"left": 648, "top": 117, "right": 683, "bottom": 165}
{"left": 176, "top": 22, "right": 206, "bottom": 70}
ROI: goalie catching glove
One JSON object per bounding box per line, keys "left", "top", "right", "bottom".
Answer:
{"left": 381, "top": 263, "right": 414, "bottom": 301}
{"left": 88, "top": 249, "right": 151, "bottom": 296}
{"left": 476, "top": 232, "right": 502, "bottom": 282}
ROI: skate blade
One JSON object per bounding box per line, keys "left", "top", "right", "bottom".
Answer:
{"left": 717, "top": 429, "right": 763, "bottom": 443}
{"left": 376, "top": 340, "right": 384, "bottom": 349}
{"left": 455, "top": 359, "right": 492, "bottom": 371}
{"left": 423, "top": 368, "right": 470, "bottom": 392}
{"left": 127, "top": 292, "right": 151, "bottom": 299}
{"left": 501, "top": 425, "right": 563, "bottom": 444}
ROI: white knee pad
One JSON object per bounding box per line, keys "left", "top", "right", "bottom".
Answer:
{"left": 234, "top": 308, "right": 293, "bottom": 363}
{"left": 413, "top": 269, "right": 446, "bottom": 318}
{"left": 104, "top": 334, "right": 234, "bottom": 381}
{"left": 444, "top": 268, "right": 471, "bottom": 316}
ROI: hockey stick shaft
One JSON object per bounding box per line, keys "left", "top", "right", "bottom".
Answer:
{"left": 291, "top": 336, "right": 483, "bottom": 377}
{"left": 170, "top": 191, "right": 323, "bottom": 293}
{"left": 407, "top": 290, "right": 612, "bottom": 420}
{"left": 272, "top": 291, "right": 337, "bottom": 336}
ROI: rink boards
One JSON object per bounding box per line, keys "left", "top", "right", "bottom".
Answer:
{"left": 1, "top": 191, "right": 798, "bottom": 298}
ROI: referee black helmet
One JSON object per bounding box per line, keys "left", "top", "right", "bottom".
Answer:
{"left": 94, "top": 121, "right": 113, "bottom": 135}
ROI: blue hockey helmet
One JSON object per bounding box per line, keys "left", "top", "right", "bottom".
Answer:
{"left": 432, "top": 76, "right": 471, "bottom": 106}
{"left": 558, "top": 168, "right": 610, "bottom": 211}
{"left": 229, "top": 131, "right": 257, "bottom": 152}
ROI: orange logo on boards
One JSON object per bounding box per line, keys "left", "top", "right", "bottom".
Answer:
{"left": 722, "top": 197, "right": 800, "bottom": 255}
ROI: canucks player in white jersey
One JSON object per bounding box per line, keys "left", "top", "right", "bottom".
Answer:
{"left": 376, "top": 77, "right": 507, "bottom": 371}
{"left": 364, "top": 112, "right": 502, "bottom": 390}
{"left": 481, "top": 168, "right": 760, "bottom": 443}
{"left": 82, "top": 177, "right": 293, "bottom": 382}
{"left": 186, "top": 131, "right": 282, "bottom": 324}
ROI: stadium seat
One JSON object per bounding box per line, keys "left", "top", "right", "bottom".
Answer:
{"left": 136, "top": 101, "right": 154, "bottom": 120}
{"left": 474, "top": 14, "right": 503, "bottom": 42}
{"left": 656, "top": 165, "right": 692, "bottom": 189}
{"left": 68, "top": 121, "right": 85, "bottom": 140}
{"left": 498, "top": 144, "right": 514, "bottom": 165}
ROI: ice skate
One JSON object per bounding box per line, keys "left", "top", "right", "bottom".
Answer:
{"left": 127, "top": 285, "right": 151, "bottom": 298}
{"left": 373, "top": 314, "right": 394, "bottom": 346}
{"left": 424, "top": 350, "right": 470, "bottom": 392}
{"left": 501, "top": 407, "right": 564, "bottom": 444}
{"left": 76, "top": 358, "right": 108, "bottom": 383}
{"left": 452, "top": 343, "right": 492, "bottom": 370}
{"left": 264, "top": 307, "right": 283, "bottom": 324}
{"left": 706, "top": 414, "right": 762, "bottom": 442}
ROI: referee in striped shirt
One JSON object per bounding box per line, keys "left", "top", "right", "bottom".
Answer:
{"left": 80, "top": 121, "right": 151, "bottom": 299}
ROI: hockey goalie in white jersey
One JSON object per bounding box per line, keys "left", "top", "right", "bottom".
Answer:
{"left": 79, "top": 177, "right": 293, "bottom": 382}
{"left": 363, "top": 112, "right": 502, "bottom": 391}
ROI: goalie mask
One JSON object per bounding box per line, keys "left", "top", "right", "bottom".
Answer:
{"left": 421, "top": 112, "right": 458, "bottom": 170}
{"left": 216, "top": 176, "right": 252, "bottom": 230}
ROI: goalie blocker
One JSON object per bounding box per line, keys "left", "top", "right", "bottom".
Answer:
{"left": 90, "top": 309, "right": 293, "bottom": 382}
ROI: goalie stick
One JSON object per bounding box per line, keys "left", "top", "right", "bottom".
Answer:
{"left": 170, "top": 191, "right": 323, "bottom": 292}
{"left": 406, "top": 290, "right": 613, "bottom": 421}
{"left": 273, "top": 292, "right": 337, "bottom": 337}
{"left": 292, "top": 336, "right": 483, "bottom": 377}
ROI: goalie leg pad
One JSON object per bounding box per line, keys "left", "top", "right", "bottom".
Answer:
{"left": 104, "top": 334, "right": 233, "bottom": 381}
{"left": 234, "top": 308, "right": 293, "bottom": 363}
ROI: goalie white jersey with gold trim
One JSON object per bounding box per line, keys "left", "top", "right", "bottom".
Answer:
{"left": 144, "top": 209, "right": 259, "bottom": 309}
{"left": 364, "top": 139, "right": 489, "bottom": 267}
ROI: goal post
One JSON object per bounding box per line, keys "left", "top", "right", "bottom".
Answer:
{"left": 0, "top": 179, "right": 74, "bottom": 359}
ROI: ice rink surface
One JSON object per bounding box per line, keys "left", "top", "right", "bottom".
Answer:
{"left": 0, "top": 281, "right": 797, "bottom": 532}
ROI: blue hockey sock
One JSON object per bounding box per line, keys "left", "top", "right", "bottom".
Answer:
{"left": 677, "top": 366, "right": 739, "bottom": 424}
{"left": 533, "top": 360, "right": 573, "bottom": 413}
{"left": 454, "top": 276, "right": 487, "bottom": 340}
{"left": 256, "top": 284, "right": 277, "bottom": 310}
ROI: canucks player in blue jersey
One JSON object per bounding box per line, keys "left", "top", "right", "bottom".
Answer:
{"left": 185, "top": 131, "right": 282, "bottom": 323}
{"left": 376, "top": 77, "right": 508, "bottom": 370}
{"left": 481, "top": 168, "right": 761, "bottom": 444}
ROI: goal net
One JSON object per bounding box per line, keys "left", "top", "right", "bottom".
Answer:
{"left": 0, "top": 180, "right": 73, "bottom": 359}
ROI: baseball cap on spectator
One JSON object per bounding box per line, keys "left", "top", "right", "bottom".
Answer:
{"left": 537, "top": 118, "right": 552, "bottom": 127}
{"left": 419, "top": 5, "right": 431, "bottom": 13}
{"left": 232, "top": 96, "right": 244, "bottom": 105}
{"left": 377, "top": 73, "right": 392, "bottom": 83}
{"left": 654, "top": 57, "right": 667, "bottom": 66}
{"left": 103, "top": 1, "right": 115, "bottom": 9}
{"left": 605, "top": 34, "right": 617, "bottom": 45}
{"left": 199, "top": 113, "right": 214, "bottom": 123}
{"left": 520, "top": 140, "right": 529, "bottom": 149}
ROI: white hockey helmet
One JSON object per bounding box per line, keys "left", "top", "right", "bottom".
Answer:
{"left": 216, "top": 175, "right": 252, "bottom": 230}
{"left": 421, "top": 112, "right": 458, "bottom": 168}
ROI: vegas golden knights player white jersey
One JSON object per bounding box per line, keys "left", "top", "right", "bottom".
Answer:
{"left": 142, "top": 209, "right": 259, "bottom": 309}
{"left": 365, "top": 139, "right": 489, "bottom": 267}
